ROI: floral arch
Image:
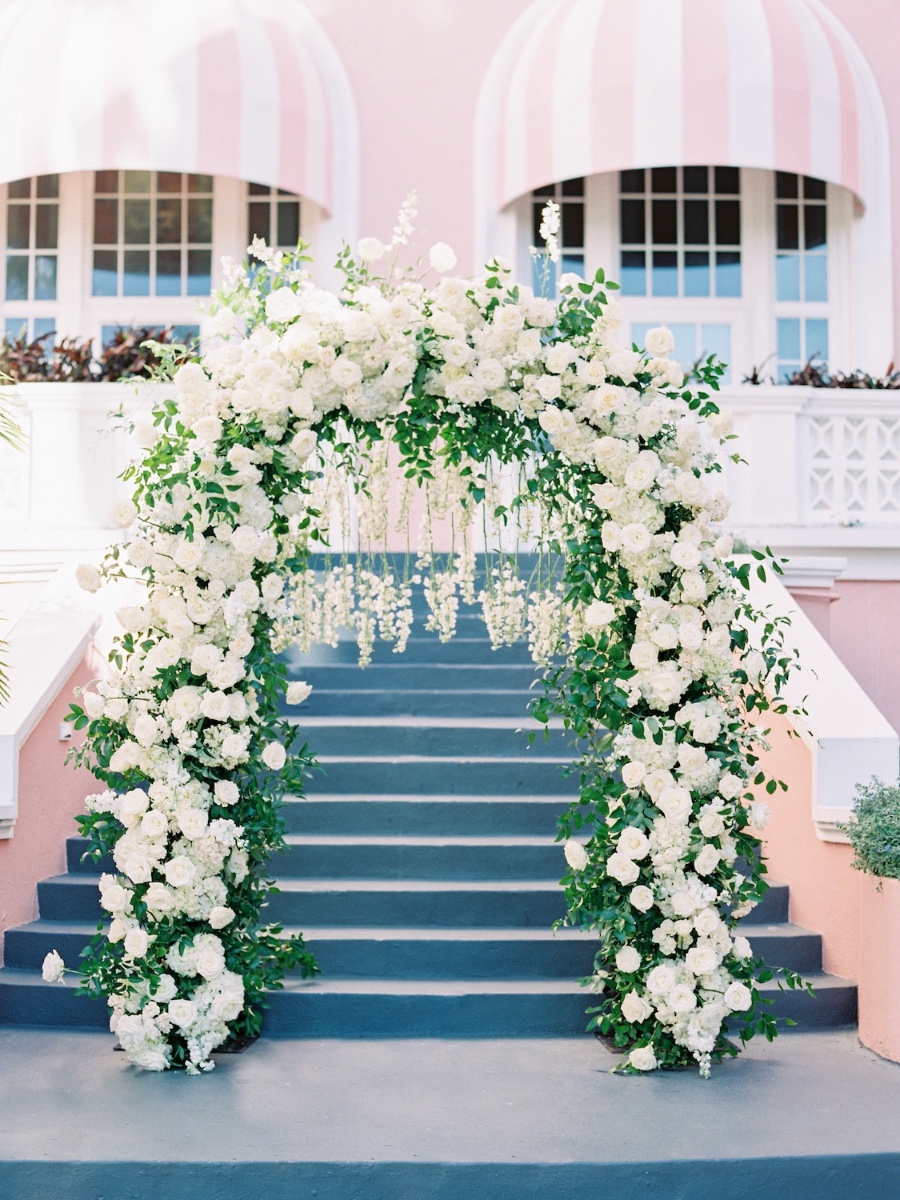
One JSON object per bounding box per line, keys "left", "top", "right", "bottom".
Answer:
{"left": 64, "top": 205, "right": 801, "bottom": 1076}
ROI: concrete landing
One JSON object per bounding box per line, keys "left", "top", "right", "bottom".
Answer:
{"left": 0, "top": 1029, "right": 898, "bottom": 1199}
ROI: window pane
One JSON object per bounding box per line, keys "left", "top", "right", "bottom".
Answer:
{"left": 715, "top": 250, "right": 741, "bottom": 297}
{"left": 620, "top": 249, "right": 646, "bottom": 295}
{"left": 683, "top": 200, "right": 708, "bottom": 245}
{"left": 651, "top": 249, "right": 678, "bottom": 296}
{"left": 172, "top": 324, "right": 201, "bottom": 345}
{"left": 683, "top": 166, "right": 708, "bottom": 193}
{"left": 776, "top": 204, "right": 799, "bottom": 250}
{"left": 5, "top": 255, "right": 28, "bottom": 300}
{"left": 249, "top": 201, "right": 271, "bottom": 245}
{"left": 34, "top": 254, "right": 56, "bottom": 300}
{"left": 776, "top": 171, "right": 799, "bottom": 199}
{"left": 561, "top": 201, "right": 584, "bottom": 247}
{"left": 277, "top": 200, "right": 300, "bottom": 248}
{"left": 188, "top": 174, "right": 213, "bottom": 193}
{"left": 620, "top": 169, "right": 644, "bottom": 194}
{"left": 93, "top": 198, "right": 117, "bottom": 244}
{"left": 684, "top": 250, "right": 710, "bottom": 296}
{"left": 776, "top": 253, "right": 801, "bottom": 302}
{"left": 805, "top": 254, "right": 828, "bottom": 303}
{"left": 6, "top": 205, "right": 29, "bottom": 250}
{"left": 620, "top": 198, "right": 644, "bottom": 245}
{"left": 806, "top": 317, "right": 829, "bottom": 361}
{"left": 4, "top": 317, "right": 27, "bottom": 341}
{"left": 652, "top": 198, "right": 677, "bottom": 244}
{"left": 33, "top": 316, "right": 56, "bottom": 342}
{"left": 187, "top": 248, "right": 211, "bottom": 295}
{"left": 36, "top": 174, "right": 59, "bottom": 199}
{"left": 715, "top": 199, "right": 740, "bottom": 244}
{"left": 248, "top": 181, "right": 270, "bottom": 196}
{"left": 777, "top": 317, "right": 801, "bottom": 362}
{"left": 124, "top": 170, "right": 151, "bottom": 193}
{"left": 156, "top": 248, "right": 182, "bottom": 296}
{"left": 188, "top": 197, "right": 213, "bottom": 243}
{"left": 156, "top": 197, "right": 182, "bottom": 244}
{"left": 533, "top": 183, "right": 554, "bottom": 197}
{"left": 124, "top": 199, "right": 151, "bottom": 243}
{"left": 651, "top": 166, "right": 677, "bottom": 193}
{"left": 92, "top": 249, "right": 118, "bottom": 296}
{"left": 35, "top": 205, "right": 58, "bottom": 250}
{"left": 7, "top": 178, "right": 30, "bottom": 199}
{"left": 123, "top": 249, "right": 150, "bottom": 295}
{"left": 561, "top": 253, "right": 584, "bottom": 277}
{"left": 157, "top": 172, "right": 182, "bottom": 193}
{"left": 804, "top": 176, "right": 826, "bottom": 200}
{"left": 561, "top": 177, "right": 584, "bottom": 196}
{"left": 701, "top": 323, "right": 731, "bottom": 369}
{"left": 804, "top": 204, "right": 827, "bottom": 251}
{"left": 95, "top": 170, "right": 118, "bottom": 194}
{"left": 714, "top": 166, "right": 740, "bottom": 194}
{"left": 670, "top": 323, "right": 698, "bottom": 366}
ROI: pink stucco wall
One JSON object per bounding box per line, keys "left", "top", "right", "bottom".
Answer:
{"left": 0, "top": 658, "right": 96, "bottom": 966}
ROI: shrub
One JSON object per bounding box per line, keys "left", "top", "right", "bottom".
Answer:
{"left": 843, "top": 778, "right": 900, "bottom": 881}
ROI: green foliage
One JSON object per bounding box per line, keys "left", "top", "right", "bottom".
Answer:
{"left": 843, "top": 777, "right": 900, "bottom": 882}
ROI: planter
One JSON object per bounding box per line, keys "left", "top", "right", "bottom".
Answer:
{"left": 858, "top": 875, "right": 900, "bottom": 1064}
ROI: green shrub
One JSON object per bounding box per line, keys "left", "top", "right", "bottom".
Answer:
{"left": 843, "top": 778, "right": 900, "bottom": 881}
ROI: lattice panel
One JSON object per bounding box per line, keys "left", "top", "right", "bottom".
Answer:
{"left": 806, "top": 415, "right": 900, "bottom": 522}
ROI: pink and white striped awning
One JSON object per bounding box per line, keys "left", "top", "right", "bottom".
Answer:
{"left": 0, "top": 0, "right": 338, "bottom": 211}
{"left": 495, "top": 0, "right": 877, "bottom": 208}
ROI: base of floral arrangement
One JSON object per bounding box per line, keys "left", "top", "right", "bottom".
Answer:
{"left": 114, "top": 1034, "right": 259, "bottom": 1059}
{"left": 593, "top": 1030, "right": 740, "bottom": 1072}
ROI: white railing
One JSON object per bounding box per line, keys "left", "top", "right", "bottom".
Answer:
{"left": 722, "top": 385, "right": 900, "bottom": 535}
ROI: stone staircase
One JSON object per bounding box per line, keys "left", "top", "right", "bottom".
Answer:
{"left": 0, "top": 584, "right": 857, "bottom": 1036}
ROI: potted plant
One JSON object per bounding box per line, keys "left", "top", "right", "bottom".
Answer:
{"left": 843, "top": 778, "right": 900, "bottom": 1063}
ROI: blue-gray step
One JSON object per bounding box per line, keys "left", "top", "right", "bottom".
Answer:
{"left": 312, "top": 757, "right": 578, "bottom": 794}
{"left": 287, "top": 664, "right": 541, "bottom": 691}
{"left": 286, "top": 637, "right": 539, "bottom": 666}
{"left": 291, "top": 719, "right": 573, "bottom": 758}
{"left": 299, "top": 688, "right": 534, "bottom": 717}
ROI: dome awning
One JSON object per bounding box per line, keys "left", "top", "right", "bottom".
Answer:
{"left": 0, "top": 0, "right": 349, "bottom": 212}
{"left": 494, "top": 0, "right": 878, "bottom": 207}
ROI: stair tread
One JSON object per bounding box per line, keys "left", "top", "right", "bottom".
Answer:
{"left": 315, "top": 754, "right": 573, "bottom": 763}
{"left": 275, "top": 878, "right": 564, "bottom": 893}
{"left": 284, "top": 794, "right": 572, "bottom": 803}
{"left": 283, "top": 834, "right": 564, "bottom": 847}
{"left": 293, "top": 717, "right": 558, "bottom": 728}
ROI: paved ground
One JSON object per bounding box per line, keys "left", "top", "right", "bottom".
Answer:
{"left": 0, "top": 1028, "right": 899, "bottom": 1198}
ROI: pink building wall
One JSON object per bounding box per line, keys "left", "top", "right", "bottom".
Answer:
{"left": 0, "top": 657, "right": 96, "bottom": 966}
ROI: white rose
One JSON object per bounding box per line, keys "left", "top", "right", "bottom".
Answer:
{"left": 615, "top": 945, "right": 641, "bottom": 973}
{"left": 262, "top": 742, "right": 287, "bottom": 771}
{"left": 629, "top": 641, "right": 658, "bottom": 670}
{"left": 680, "top": 570, "right": 707, "bottom": 602}
{"left": 141, "top": 810, "right": 168, "bottom": 839}
{"left": 168, "top": 686, "right": 202, "bottom": 722}
{"left": 190, "top": 643, "right": 222, "bottom": 676}
{"left": 133, "top": 421, "right": 159, "bottom": 448}
{"left": 153, "top": 974, "right": 178, "bottom": 1003}
{"left": 286, "top": 681, "right": 312, "bottom": 705}
{"left": 215, "top": 780, "right": 240, "bottom": 807}
{"left": 357, "top": 236, "right": 385, "bottom": 262}
{"left": 650, "top": 624, "right": 679, "bottom": 651}
{"left": 630, "top": 885, "right": 655, "bottom": 912}
{"left": 110, "top": 499, "right": 138, "bottom": 528}
{"left": 177, "top": 808, "right": 210, "bottom": 840}
{"left": 751, "top": 800, "right": 771, "bottom": 831}
{"left": 127, "top": 539, "right": 154, "bottom": 568}
{"left": 330, "top": 357, "right": 363, "bottom": 388}
{"left": 221, "top": 732, "right": 248, "bottom": 761}
{"left": 628, "top": 1045, "right": 658, "bottom": 1072}
{"left": 669, "top": 983, "right": 697, "bottom": 1014}
{"left": 643, "top": 326, "right": 675, "bottom": 357}
{"left": 290, "top": 430, "right": 318, "bottom": 462}
{"left": 168, "top": 998, "right": 198, "bottom": 1028}
{"left": 164, "top": 856, "right": 198, "bottom": 888}
{"left": 723, "top": 981, "right": 752, "bottom": 1012}
{"left": 212, "top": 306, "right": 236, "bottom": 337}
{"left": 42, "top": 950, "right": 66, "bottom": 983}
{"left": 583, "top": 601, "right": 616, "bottom": 630}
{"left": 121, "top": 853, "right": 153, "bottom": 884}
{"left": 621, "top": 761, "right": 646, "bottom": 789}
{"left": 265, "top": 286, "right": 303, "bottom": 323}
{"left": 693, "top": 716, "right": 720, "bottom": 744}
{"left": 174, "top": 539, "right": 205, "bottom": 571}
{"left": 211, "top": 991, "right": 244, "bottom": 1022}
{"left": 564, "top": 839, "right": 588, "bottom": 871}
{"left": 732, "top": 936, "right": 753, "bottom": 961}
{"left": 619, "top": 523, "right": 652, "bottom": 555}
{"left": 657, "top": 786, "right": 692, "bottom": 824}
{"left": 200, "top": 690, "right": 232, "bottom": 722}
{"left": 693, "top": 844, "right": 721, "bottom": 877}
{"left": 124, "top": 927, "right": 150, "bottom": 958}
{"left": 617, "top": 827, "right": 650, "bottom": 861}
{"left": 230, "top": 525, "right": 261, "bottom": 556}
{"left": 679, "top": 623, "right": 704, "bottom": 651}
{"left": 671, "top": 542, "right": 702, "bottom": 569}
{"left": 133, "top": 714, "right": 159, "bottom": 748}
{"left": 646, "top": 965, "right": 676, "bottom": 995}
{"left": 686, "top": 945, "right": 721, "bottom": 976}
{"left": 606, "top": 853, "right": 640, "bottom": 885}
{"left": 82, "top": 691, "right": 105, "bottom": 720}
{"left": 76, "top": 563, "right": 102, "bottom": 593}
{"left": 719, "top": 773, "right": 744, "bottom": 800}
{"left": 536, "top": 374, "right": 562, "bottom": 401}
{"left": 428, "top": 242, "right": 457, "bottom": 273}
{"left": 191, "top": 415, "right": 222, "bottom": 445}
{"left": 623, "top": 456, "right": 658, "bottom": 492}
{"left": 621, "top": 991, "right": 653, "bottom": 1024}
{"left": 671, "top": 890, "right": 699, "bottom": 918}
{"left": 119, "top": 788, "right": 150, "bottom": 822}
{"left": 196, "top": 947, "right": 225, "bottom": 979}
{"left": 261, "top": 574, "right": 284, "bottom": 601}
{"left": 600, "top": 522, "right": 621, "bottom": 552}
{"left": 209, "top": 906, "right": 236, "bottom": 930}
{"left": 694, "top": 908, "right": 721, "bottom": 937}
{"left": 698, "top": 810, "right": 726, "bottom": 839}
{"left": 145, "top": 882, "right": 175, "bottom": 913}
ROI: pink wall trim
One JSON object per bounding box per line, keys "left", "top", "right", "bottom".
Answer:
{"left": 0, "top": 657, "right": 97, "bottom": 967}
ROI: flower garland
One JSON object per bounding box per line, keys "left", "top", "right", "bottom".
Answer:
{"left": 58, "top": 210, "right": 800, "bottom": 1075}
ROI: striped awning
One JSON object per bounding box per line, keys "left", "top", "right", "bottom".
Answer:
{"left": 496, "top": 0, "right": 877, "bottom": 208}
{"left": 0, "top": 0, "right": 338, "bottom": 211}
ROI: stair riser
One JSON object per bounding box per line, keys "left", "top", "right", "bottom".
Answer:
{"left": 282, "top": 799, "right": 566, "bottom": 837}
{"left": 287, "top": 639, "right": 539, "bottom": 666}
{"left": 746, "top": 932, "right": 822, "bottom": 972}
{"left": 312, "top": 760, "right": 579, "bottom": 795}
{"left": 0, "top": 983, "right": 107, "bottom": 1028}
{"left": 749, "top": 887, "right": 789, "bottom": 924}
{"left": 292, "top": 665, "right": 541, "bottom": 691}
{"left": 295, "top": 690, "right": 535, "bottom": 717}
{"left": 292, "top": 726, "right": 573, "bottom": 758}
{"left": 4, "top": 928, "right": 97, "bottom": 970}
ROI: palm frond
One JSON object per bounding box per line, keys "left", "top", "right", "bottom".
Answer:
{"left": 0, "top": 397, "right": 25, "bottom": 451}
